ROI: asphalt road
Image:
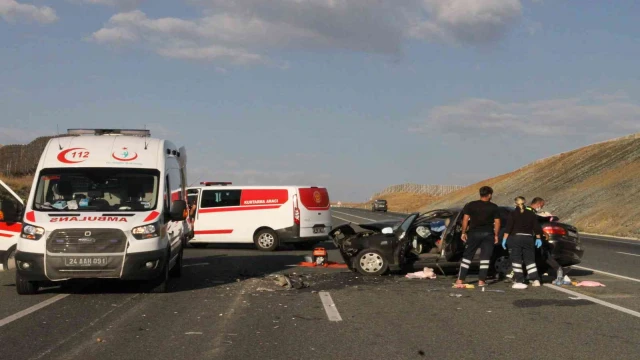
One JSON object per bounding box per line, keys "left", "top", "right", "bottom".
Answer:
{"left": 0, "top": 208, "right": 639, "bottom": 360}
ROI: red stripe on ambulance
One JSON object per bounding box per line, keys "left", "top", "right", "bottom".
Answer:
{"left": 0, "top": 223, "right": 22, "bottom": 233}
{"left": 199, "top": 205, "right": 281, "bottom": 214}
{"left": 194, "top": 229, "right": 233, "bottom": 235}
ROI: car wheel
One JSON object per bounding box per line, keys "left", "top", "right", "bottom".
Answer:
{"left": 493, "top": 254, "right": 512, "bottom": 275}
{"left": 254, "top": 229, "right": 279, "bottom": 251}
{"left": 3, "top": 246, "right": 16, "bottom": 271}
{"left": 190, "top": 243, "right": 208, "bottom": 249}
{"left": 169, "top": 246, "right": 183, "bottom": 278}
{"left": 355, "top": 250, "right": 389, "bottom": 276}
{"left": 16, "top": 271, "right": 39, "bottom": 295}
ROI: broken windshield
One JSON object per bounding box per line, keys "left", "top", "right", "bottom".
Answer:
{"left": 33, "top": 168, "right": 160, "bottom": 212}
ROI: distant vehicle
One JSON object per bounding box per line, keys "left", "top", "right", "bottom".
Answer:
{"left": 371, "top": 199, "right": 388, "bottom": 212}
{"left": 0, "top": 180, "right": 24, "bottom": 272}
{"left": 14, "top": 128, "right": 189, "bottom": 295}
{"left": 330, "top": 207, "right": 584, "bottom": 276}
{"left": 186, "top": 183, "right": 332, "bottom": 251}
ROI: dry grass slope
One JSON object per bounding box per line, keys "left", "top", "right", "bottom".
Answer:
{"left": 0, "top": 175, "right": 33, "bottom": 201}
{"left": 422, "top": 133, "right": 640, "bottom": 238}
{"left": 334, "top": 192, "right": 440, "bottom": 213}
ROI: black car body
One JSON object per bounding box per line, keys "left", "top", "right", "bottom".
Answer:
{"left": 371, "top": 199, "right": 388, "bottom": 212}
{"left": 330, "top": 207, "right": 584, "bottom": 276}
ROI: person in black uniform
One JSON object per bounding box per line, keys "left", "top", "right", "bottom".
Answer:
{"left": 502, "top": 196, "right": 544, "bottom": 289}
{"left": 455, "top": 186, "right": 501, "bottom": 288}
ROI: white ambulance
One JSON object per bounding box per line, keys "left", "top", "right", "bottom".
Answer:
{"left": 0, "top": 180, "right": 24, "bottom": 271}
{"left": 186, "top": 183, "right": 332, "bottom": 251}
{"left": 15, "top": 129, "right": 189, "bottom": 295}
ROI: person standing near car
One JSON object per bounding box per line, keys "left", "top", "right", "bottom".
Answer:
{"left": 455, "top": 186, "right": 501, "bottom": 288}
{"left": 528, "top": 197, "right": 570, "bottom": 285}
{"left": 502, "top": 196, "right": 544, "bottom": 289}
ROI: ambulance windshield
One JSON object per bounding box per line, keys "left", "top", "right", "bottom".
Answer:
{"left": 33, "top": 168, "right": 160, "bottom": 212}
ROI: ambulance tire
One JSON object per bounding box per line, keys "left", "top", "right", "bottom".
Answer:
{"left": 3, "top": 246, "right": 16, "bottom": 271}
{"left": 169, "top": 246, "right": 183, "bottom": 278}
{"left": 150, "top": 252, "right": 171, "bottom": 293}
{"left": 16, "top": 271, "right": 39, "bottom": 295}
{"left": 254, "top": 229, "right": 279, "bottom": 252}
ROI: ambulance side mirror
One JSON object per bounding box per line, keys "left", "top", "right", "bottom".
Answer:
{"left": 169, "top": 200, "right": 188, "bottom": 222}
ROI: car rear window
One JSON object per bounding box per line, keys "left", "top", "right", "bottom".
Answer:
{"left": 298, "top": 187, "right": 330, "bottom": 210}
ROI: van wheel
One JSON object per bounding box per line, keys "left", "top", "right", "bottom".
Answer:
{"left": 150, "top": 256, "right": 170, "bottom": 293}
{"left": 355, "top": 250, "right": 388, "bottom": 276}
{"left": 169, "top": 247, "right": 183, "bottom": 278}
{"left": 254, "top": 229, "right": 279, "bottom": 251}
{"left": 16, "top": 271, "right": 39, "bottom": 295}
{"left": 3, "top": 246, "right": 16, "bottom": 271}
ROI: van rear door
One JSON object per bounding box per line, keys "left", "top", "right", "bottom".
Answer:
{"left": 297, "top": 187, "right": 332, "bottom": 238}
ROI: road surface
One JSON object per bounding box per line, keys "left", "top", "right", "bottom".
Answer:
{"left": 0, "top": 207, "right": 639, "bottom": 360}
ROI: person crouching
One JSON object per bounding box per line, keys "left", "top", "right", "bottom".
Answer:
{"left": 502, "top": 196, "right": 544, "bottom": 289}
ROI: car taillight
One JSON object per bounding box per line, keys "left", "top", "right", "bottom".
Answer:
{"left": 293, "top": 195, "right": 300, "bottom": 225}
{"left": 543, "top": 226, "right": 567, "bottom": 236}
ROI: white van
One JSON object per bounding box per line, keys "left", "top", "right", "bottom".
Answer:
{"left": 15, "top": 129, "right": 189, "bottom": 295}
{"left": 186, "top": 183, "right": 332, "bottom": 251}
{"left": 0, "top": 180, "right": 24, "bottom": 271}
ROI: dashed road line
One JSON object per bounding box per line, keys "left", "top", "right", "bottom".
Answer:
{"left": 616, "top": 252, "right": 640, "bottom": 257}
{"left": 573, "top": 265, "right": 640, "bottom": 284}
{"left": 319, "top": 291, "right": 342, "bottom": 322}
{"left": 332, "top": 215, "right": 355, "bottom": 223}
{"left": 544, "top": 284, "right": 640, "bottom": 319}
{"left": 331, "top": 211, "right": 377, "bottom": 222}
{"left": 0, "top": 294, "right": 70, "bottom": 328}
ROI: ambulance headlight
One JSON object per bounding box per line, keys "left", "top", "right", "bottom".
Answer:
{"left": 132, "top": 223, "right": 160, "bottom": 239}
{"left": 21, "top": 224, "right": 45, "bottom": 240}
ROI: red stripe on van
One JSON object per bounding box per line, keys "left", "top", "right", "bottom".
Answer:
{"left": 0, "top": 223, "right": 22, "bottom": 232}
{"left": 299, "top": 187, "right": 330, "bottom": 211}
{"left": 240, "top": 189, "right": 289, "bottom": 206}
{"left": 144, "top": 211, "right": 160, "bottom": 222}
{"left": 0, "top": 233, "right": 14, "bottom": 238}
{"left": 194, "top": 229, "right": 233, "bottom": 235}
{"left": 199, "top": 205, "right": 281, "bottom": 213}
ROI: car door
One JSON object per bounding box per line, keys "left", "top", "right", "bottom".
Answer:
{"left": 443, "top": 211, "right": 465, "bottom": 262}
{"left": 0, "top": 180, "right": 25, "bottom": 269}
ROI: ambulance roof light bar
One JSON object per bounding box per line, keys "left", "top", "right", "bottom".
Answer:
{"left": 67, "top": 129, "right": 151, "bottom": 137}
{"left": 201, "top": 182, "right": 232, "bottom": 186}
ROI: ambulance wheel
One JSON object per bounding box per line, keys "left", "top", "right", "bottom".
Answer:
{"left": 3, "top": 246, "right": 16, "bottom": 271}
{"left": 355, "top": 250, "right": 388, "bottom": 276}
{"left": 16, "top": 271, "right": 39, "bottom": 295}
{"left": 169, "top": 247, "right": 183, "bottom": 278}
{"left": 150, "top": 255, "right": 170, "bottom": 293}
{"left": 254, "top": 229, "right": 279, "bottom": 251}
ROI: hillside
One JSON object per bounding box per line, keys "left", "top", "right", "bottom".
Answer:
{"left": 335, "top": 192, "right": 441, "bottom": 213}
{"left": 0, "top": 175, "right": 33, "bottom": 201}
{"left": 421, "top": 133, "right": 640, "bottom": 238}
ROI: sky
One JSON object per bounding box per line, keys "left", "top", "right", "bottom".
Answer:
{"left": 1, "top": 0, "right": 640, "bottom": 201}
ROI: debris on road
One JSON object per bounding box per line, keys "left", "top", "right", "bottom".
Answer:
{"left": 452, "top": 284, "right": 475, "bottom": 289}
{"left": 449, "top": 293, "right": 462, "bottom": 298}
{"left": 405, "top": 267, "right": 437, "bottom": 279}
{"left": 576, "top": 281, "right": 606, "bottom": 287}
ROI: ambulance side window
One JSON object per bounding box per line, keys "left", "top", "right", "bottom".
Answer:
{"left": 164, "top": 175, "right": 171, "bottom": 213}
{"left": 200, "top": 190, "right": 241, "bottom": 208}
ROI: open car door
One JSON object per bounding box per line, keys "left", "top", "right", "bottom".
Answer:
{"left": 442, "top": 211, "right": 465, "bottom": 262}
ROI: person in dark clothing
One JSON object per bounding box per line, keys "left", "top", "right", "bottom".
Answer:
{"left": 502, "top": 196, "right": 544, "bottom": 289}
{"left": 455, "top": 186, "right": 501, "bottom": 288}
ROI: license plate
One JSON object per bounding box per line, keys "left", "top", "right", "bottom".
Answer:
{"left": 568, "top": 231, "right": 577, "bottom": 237}
{"left": 313, "top": 227, "right": 325, "bottom": 234}
{"left": 64, "top": 257, "right": 108, "bottom": 267}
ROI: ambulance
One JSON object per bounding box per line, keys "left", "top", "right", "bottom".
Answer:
{"left": 186, "top": 183, "right": 332, "bottom": 251}
{"left": 0, "top": 180, "right": 24, "bottom": 272}
{"left": 14, "top": 129, "right": 189, "bottom": 295}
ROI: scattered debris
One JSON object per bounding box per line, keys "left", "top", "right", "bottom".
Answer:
{"left": 256, "top": 287, "right": 275, "bottom": 292}
{"left": 272, "top": 274, "right": 309, "bottom": 290}
{"left": 452, "top": 284, "right": 475, "bottom": 289}
{"left": 405, "top": 267, "right": 437, "bottom": 279}
{"left": 576, "top": 281, "right": 606, "bottom": 287}
{"left": 449, "top": 293, "right": 462, "bottom": 298}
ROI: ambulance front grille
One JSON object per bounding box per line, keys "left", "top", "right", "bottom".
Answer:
{"left": 46, "top": 228, "right": 127, "bottom": 254}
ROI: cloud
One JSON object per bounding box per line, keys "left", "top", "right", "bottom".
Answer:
{"left": 69, "top": 0, "right": 144, "bottom": 8}
{"left": 408, "top": 0, "right": 523, "bottom": 45}
{"left": 0, "top": 0, "right": 58, "bottom": 24}
{"left": 89, "top": 0, "right": 524, "bottom": 65}
{"left": 411, "top": 92, "right": 640, "bottom": 137}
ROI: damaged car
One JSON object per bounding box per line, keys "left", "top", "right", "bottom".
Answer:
{"left": 330, "top": 208, "right": 584, "bottom": 276}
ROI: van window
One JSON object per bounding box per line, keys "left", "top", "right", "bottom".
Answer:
{"left": 32, "top": 168, "right": 160, "bottom": 212}
{"left": 200, "top": 189, "right": 242, "bottom": 208}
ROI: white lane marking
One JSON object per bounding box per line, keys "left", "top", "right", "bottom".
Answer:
{"left": 581, "top": 232, "right": 639, "bottom": 242}
{"left": 544, "top": 284, "right": 640, "bottom": 319}
{"left": 0, "top": 294, "right": 70, "bottom": 328}
{"left": 183, "top": 262, "right": 210, "bottom": 268}
{"left": 573, "top": 265, "right": 640, "bottom": 284}
{"left": 616, "top": 252, "right": 640, "bottom": 257}
{"left": 319, "top": 291, "right": 342, "bottom": 322}
{"left": 332, "top": 215, "right": 355, "bottom": 223}
{"left": 580, "top": 235, "right": 640, "bottom": 246}
{"left": 332, "top": 211, "right": 377, "bottom": 222}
